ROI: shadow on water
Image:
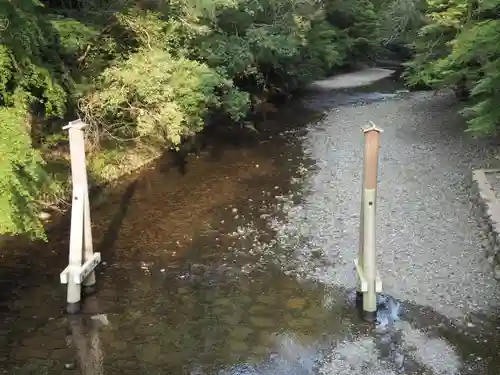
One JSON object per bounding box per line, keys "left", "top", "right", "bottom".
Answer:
{"left": 1, "top": 78, "right": 500, "bottom": 374}
{"left": 95, "top": 179, "right": 140, "bottom": 262}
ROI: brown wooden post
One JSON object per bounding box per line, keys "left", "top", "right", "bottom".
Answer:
{"left": 60, "top": 119, "right": 101, "bottom": 314}
{"left": 354, "top": 121, "right": 383, "bottom": 322}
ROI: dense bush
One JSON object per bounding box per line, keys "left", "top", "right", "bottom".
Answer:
{"left": 404, "top": 0, "right": 500, "bottom": 136}
{"left": 0, "top": 0, "right": 69, "bottom": 238}
{"left": 80, "top": 47, "right": 250, "bottom": 145}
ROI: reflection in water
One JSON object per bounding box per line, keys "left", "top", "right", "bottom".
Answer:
{"left": 216, "top": 332, "right": 321, "bottom": 375}
{"left": 182, "top": 285, "right": 465, "bottom": 375}
{"left": 66, "top": 297, "right": 108, "bottom": 375}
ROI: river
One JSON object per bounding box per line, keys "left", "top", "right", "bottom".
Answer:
{"left": 1, "top": 69, "right": 499, "bottom": 375}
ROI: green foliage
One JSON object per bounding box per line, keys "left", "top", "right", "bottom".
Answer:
{"left": 449, "top": 18, "right": 500, "bottom": 135}
{"left": 0, "top": 0, "right": 72, "bottom": 239}
{"left": 81, "top": 47, "right": 250, "bottom": 145}
{"left": 403, "top": 0, "right": 469, "bottom": 88}
{"left": 0, "top": 0, "right": 69, "bottom": 114}
{"left": 377, "top": 0, "right": 425, "bottom": 48}
{"left": 0, "top": 0, "right": 389, "bottom": 239}
{"left": 0, "top": 107, "right": 49, "bottom": 239}
{"left": 405, "top": 0, "right": 500, "bottom": 136}
{"left": 79, "top": 0, "right": 366, "bottom": 147}
{"left": 50, "top": 17, "right": 99, "bottom": 58}
{"left": 325, "top": 0, "right": 380, "bottom": 64}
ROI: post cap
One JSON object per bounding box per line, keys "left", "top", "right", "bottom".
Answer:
{"left": 362, "top": 121, "right": 383, "bottom": 134}
{"left": 63, "top": 119, "right": 88, "bottom": 131}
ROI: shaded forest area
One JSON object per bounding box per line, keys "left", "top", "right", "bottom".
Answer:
{"left": 0, "top": 0, "right": 499, "bottom": 240}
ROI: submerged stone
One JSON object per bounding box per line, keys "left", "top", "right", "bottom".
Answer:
{"left": 223, "top": 313, "right": 243, "bottom": 325}
{"left": 256, "top": 295, "right": 275, "bottom": 304}
{"left": 304, "top": 306, "right": 326, "bottom": 319}
{"left": 230, "top": 340, "right": 249, "bottom": 352}
{"left": 248, "top": 305, "right": 267, "bottom": 315}
{"left": 250, "top": 316, "right": 275, "bottom": 328}
{"left": 138, "top": 343, "right": 161, "bottom": 363}
{"left": 287, "top": 318, "right": 313, "bottom": 329}
{"left": 230, "top": 326, "right": 254, "bottom": 340}
{"left": 286, "top": 297, "right": 307, "bottom": 309}
{"left": 252, "top": 345, "right": 268, "bottom": 356}
{"left": 214, "top": 298, "right": 232, "bottom": 306}
{"left": 237, "top": 295, "right": 253, "bottom": 304}
{"left": 258, "top": 331, "right": 272, "bottom": 344}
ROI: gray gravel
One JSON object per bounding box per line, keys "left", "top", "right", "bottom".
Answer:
{"left": 274, "top": 88, "right": 499, "bottom": 320}
{"left": 308, "top": 68, "right": 395, "bottom": 90}
{"left": 267, "top": 83, "right": 500, "bottom": 374}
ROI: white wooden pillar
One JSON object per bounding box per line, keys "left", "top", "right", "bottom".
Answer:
{"left": 354, "top": 122, "right": 383, "bottom": 322}
{"left": 60, "top": 119, "right": 101, "bottom": 314}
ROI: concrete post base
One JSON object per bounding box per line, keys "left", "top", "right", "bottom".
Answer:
{"left": 67, "top": 301, "right": 81, "bottom": 314}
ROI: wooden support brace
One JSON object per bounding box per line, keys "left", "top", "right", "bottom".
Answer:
{"left": 354, "top": 258, "right": 383, "bottom": 293}
{"left": 60, "top": 253, "right": 101, "bottom": 285}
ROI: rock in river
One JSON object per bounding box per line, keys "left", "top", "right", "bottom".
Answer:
{"left": 286, "top": 297, "right": 307, "bottom": 310}
{"left": 230, "top": 326, "right": 254, "bottom": 340}
{"left": 250, "top": 316, "right": 275, "bottom": 328}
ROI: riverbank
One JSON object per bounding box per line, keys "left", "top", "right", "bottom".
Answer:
{"left": 41, "top": 141, "right": 163, "bottom": 213}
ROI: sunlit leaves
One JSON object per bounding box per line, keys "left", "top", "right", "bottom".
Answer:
{"left": 81, "top": 48, "right": 250, "bottom": 145}
{"left": 0, "top": 107, "right": 48, "bottom": 239}
{"left": 406, "top": 0, "right": 500, "bottom": 136}
{"left": 0, "top": 0, "right": 72, "bottom": 239}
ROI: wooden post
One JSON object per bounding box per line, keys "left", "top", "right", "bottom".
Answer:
{"left": 60, "top": 119, "right": 101, "bottom": 314}
{"left": 354, "top": 121, "right": 383, "bottom": 322}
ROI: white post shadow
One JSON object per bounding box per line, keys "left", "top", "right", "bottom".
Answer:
{"left": 354, "top": 122, "right": 383, "bottom": 321}
{"left": 60, "top": 119, "right": 101, "bottom": 314}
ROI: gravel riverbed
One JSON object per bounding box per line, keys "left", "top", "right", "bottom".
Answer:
{"left": 276, "top": 87, "right": 500, "bottom": 319}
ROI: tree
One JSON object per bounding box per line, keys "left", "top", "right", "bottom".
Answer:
{"left": 0, "top": 0, "right": 69, "bottom": 239}
{"left": 405, "top": 0, "right": 500, "bottom": 136}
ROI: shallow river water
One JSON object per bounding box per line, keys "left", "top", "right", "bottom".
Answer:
{"left": 1, "top": 73, "right": 500, "bottom": 375}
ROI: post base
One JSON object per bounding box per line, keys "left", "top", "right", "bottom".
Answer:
{"left": 66, "top": 301, "right": 81, "bottom": 314}
{"left": 83, "top": 284, "right": 97, "bottom": 296}
{"left": 363, "top": 310, "right": 377, "bottom": 322}
{"left": 355, "top": 291, "right": 378, "bottom": 323}
{"left": 355, "top": 291, "right": 364, "bottom": 307}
